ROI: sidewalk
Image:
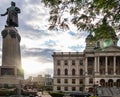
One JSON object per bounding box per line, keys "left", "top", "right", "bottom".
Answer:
{"left": 37, "top": 92, "right": 51, "bottom": 97}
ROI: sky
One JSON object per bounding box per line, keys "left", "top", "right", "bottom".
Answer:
{"left": 0, "top": 0, "right": 119, "bottom": 79}
{"left": 0, "top": 0, "right": 87, "bottom": 78}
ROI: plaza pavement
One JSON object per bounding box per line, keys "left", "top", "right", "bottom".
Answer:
{"left": 37, "top": 92, "right": 52, "bottom": 97}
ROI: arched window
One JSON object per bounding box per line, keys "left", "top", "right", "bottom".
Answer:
{"left": 100, "top": 79, "right": 105, "bottom": 87}
{"left": 57, "top": 69, "right": 61, "bottom": 75}
{"left": 65, "top": 69, "right": 68, "bottom": 75}
{"left": 80, "top": 69, "right": 83, "bottom": 75}
{"left": 116, "top": 79, "right": 120, "bottom": 87}
{"left": 72, "top": 69, "right": 75, "bottom": 75}
{"left": 108, "top": 79, "right": 114, "bottom": 87}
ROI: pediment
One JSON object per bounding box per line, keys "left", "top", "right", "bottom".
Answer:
{"left": 101, "top": 46, "right": 120, "bottom": 52}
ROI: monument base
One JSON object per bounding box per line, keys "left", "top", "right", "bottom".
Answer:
{"left": 0, "top": 26, "right": 24, "bottom": 95}
{"left": 0, "top": 66, "right": 23, "bottom": 95}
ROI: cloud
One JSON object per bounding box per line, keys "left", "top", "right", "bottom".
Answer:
{"left": 0, "top": 0, "right": 90, "bottom": 78}
{"left": 21, "top": 47, "right": 54, "bottom": 62}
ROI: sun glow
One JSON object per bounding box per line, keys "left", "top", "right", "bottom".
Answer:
{"left": 22, "top": 57, "right": 53, "bottom": 78}
{"left": 22, "top": 60, "right": 41, "bottom": 74}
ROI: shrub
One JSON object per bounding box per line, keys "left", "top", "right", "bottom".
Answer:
{"left": 0, "top": 91, "right": 16, "bottom": 96}
{"left": 89, "top": 96, "right": 98, "bottom": 97}
{"left": 0, "top": 88, "right": 17, "bottom": 96}
{"left": 49, "top": 92, "right": 64, "bottom": 97}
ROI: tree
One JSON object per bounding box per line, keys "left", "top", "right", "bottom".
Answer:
{"left": 41, "top": 0, "right": 120, "bottom": 40}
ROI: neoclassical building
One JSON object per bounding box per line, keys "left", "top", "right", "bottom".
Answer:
{"left": 52, "top": 34, "right": 120, "bottom": 92}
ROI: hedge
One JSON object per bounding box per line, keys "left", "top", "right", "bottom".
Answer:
{"left": 49, "top": 92, "right": 64, "bottom": 97}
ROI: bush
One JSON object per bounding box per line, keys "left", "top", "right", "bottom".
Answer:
{"left": 0, "top": 88, "right": 17, "bottom": 96}
{"left": 49, "top": 92, "right": 64, "bottom": 97}
{"left": 89, "top": 96, "right": 98, "bottom": 97}
{"left": 0, "top": 91, "right": 16, "bottom": 96}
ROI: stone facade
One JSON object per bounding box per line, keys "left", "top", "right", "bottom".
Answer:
{"left": 53, "top": 34, "right": 120, "bottom": 92}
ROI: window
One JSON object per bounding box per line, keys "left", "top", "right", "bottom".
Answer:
{"left": 72, "top": 79, "right": 76, "bottom": 84}
{"left": 97, "top": 41, "right": 100, "bottom": 47}
{"left": 57, "top": 86, "right": 61, "bottom": 90}
{"left": 57, "top": 60, "right": 60, "bottom": 65}
{"left": 57, "top": 79, "right": 61, "bottom": 83}
{"left": 64, "top": 87, "right": 68, "bottom": 91}
{"left": 88, "top": 57, "right": 94, "bottom": 66}
{"left": 88, "top": 69, "right": 93, "bottom": 75}
{"left": 65, "top": 69, "right": 68, "bottom": 75}
{"left": 79, "top": 79, "right": 83, "bottom": 84}
{"left": 89, "top": 78, "right": 93, "bottom": 84}
{"left": 57, "top": 69, "right": 61, "bottom": 75}
{"left": 79, "top": 87, "right": 83, "bottom": 91}
{"left": 80, "top": 69, "right": 83, "bottom": 75}
{"left": 72, "top": 69, "right": 75, "bottom": 75}
{"left": 64, "top": 79, "right": 68, "bottom": 83}
{"left": 72, "top": 60, "right": 75, "bottom": 65}
{"left": 64, "top": 60, "right": 68, "bottom": 65}
{"left": 72, "top": 87, "right": 76, "bottom": 91}
{"left": 80, "top": 60, "right": 83, "bottom": 65}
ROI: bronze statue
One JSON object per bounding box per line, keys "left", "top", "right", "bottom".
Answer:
{"left": 1, "top": 1, "right": 20, "bottom": 27}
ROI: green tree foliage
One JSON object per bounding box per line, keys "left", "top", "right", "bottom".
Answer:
{"left": 41, "top": 0, "right": 120, "bottom": 39}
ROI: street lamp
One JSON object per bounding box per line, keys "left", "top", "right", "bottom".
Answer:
{"left": 17, "top": 77, "right": 22, "bottom": 97}
{"left": 93, "top": 82, "right": 99, "bottom": 96}
{"left": 93, "top": 72, "right": 99, "bottom": 96}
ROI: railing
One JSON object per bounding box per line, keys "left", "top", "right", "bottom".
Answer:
{"left": 97, "top": 87, "right": 120, "bottom": 96}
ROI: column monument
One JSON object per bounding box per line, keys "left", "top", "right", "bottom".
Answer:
{"left": 0, "top": 1, "right": 24, "bottom": 94}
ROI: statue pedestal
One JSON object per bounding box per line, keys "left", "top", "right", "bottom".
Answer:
{"left": 0, "top": 27, "right": 23, "bottom": 88}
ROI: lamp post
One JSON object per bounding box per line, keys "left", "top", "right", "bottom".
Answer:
{"left": 94, "top": 84, "right": 96, "bottom": 96}
{"left": 93, "top": 72, "right": 98, "bottom": 96}
{"left": 17, "top": 77, "right": 22, "bottom": 97}
{"left": 94, "top": 82, "right": 99, "bottom": 96}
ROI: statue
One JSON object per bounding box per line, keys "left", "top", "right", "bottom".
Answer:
{"left": 1, "top": 1, "right": 20, "bottom": 27}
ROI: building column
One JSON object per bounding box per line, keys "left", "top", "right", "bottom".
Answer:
{"left": 0, "top": 67, "right": 2, "bottom": 76}
{"left": 94, "top": 57, "right": 97, "bottom": 73}
{"left": 85, "top": 57, "right": 88, "bottom": 76}
{"left": 114, "top": 56, "right": 116, "bottom": 75}
{"left": 96, "top": 56, "right": 100, "bottom": 75}
{"left": 98, "top": 56, "right": 100, "bottom": 73}
{"left": 105, "top": 56, "right": 108, "bottom": 75}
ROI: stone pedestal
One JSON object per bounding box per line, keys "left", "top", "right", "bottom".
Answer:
{"left": 0, "top": 27, "right": 24, "bottom": 88}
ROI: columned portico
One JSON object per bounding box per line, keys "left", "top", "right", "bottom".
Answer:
{"left": 94, "top": 55, "right": 118, "bottom": 75}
